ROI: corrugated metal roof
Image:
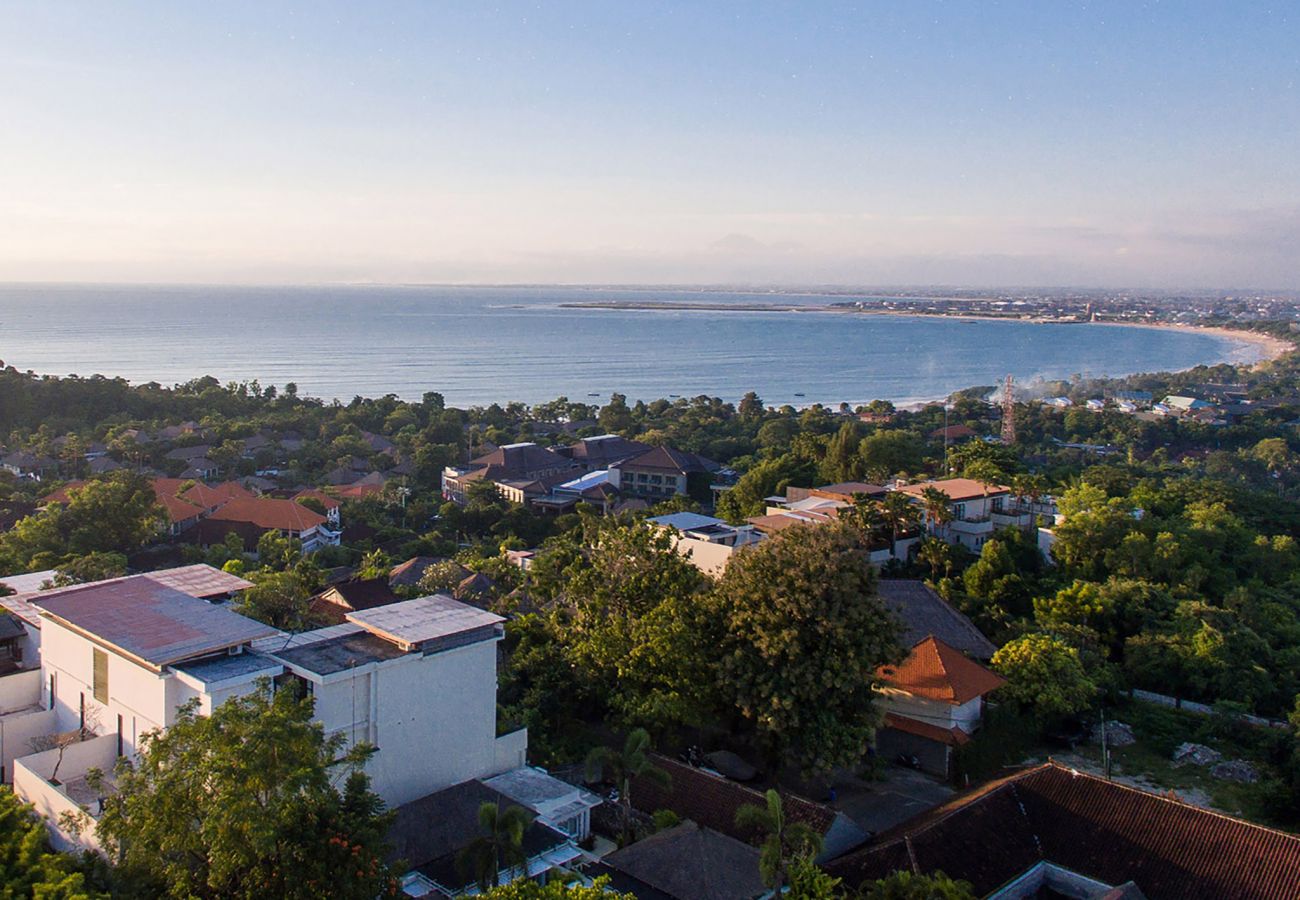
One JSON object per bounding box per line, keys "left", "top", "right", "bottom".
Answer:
{"left": 347, "top": 595, "right": 503, "bottom": 649}
{"left": 141, "top": 564, "right": 253, "bottom": 598}
{"left": 34, "top": 576, "right": 277, "bottom": 667}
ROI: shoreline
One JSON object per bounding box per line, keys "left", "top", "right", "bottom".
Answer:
{"left": 561, "top": 299, "right": 1292, "bottom": 374}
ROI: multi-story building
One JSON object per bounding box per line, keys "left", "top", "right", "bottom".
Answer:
{"left": 0, "top": 572, "right": 527, "bottom": 852}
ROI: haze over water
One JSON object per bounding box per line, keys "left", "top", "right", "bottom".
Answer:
{"left": 0, "top": 285, "right": 1259, "bottom": 408}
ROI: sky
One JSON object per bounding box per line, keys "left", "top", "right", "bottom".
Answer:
{"left": 1, "top": 2, "right": 1298, "bottom": 288}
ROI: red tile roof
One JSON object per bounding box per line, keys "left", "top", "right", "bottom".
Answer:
{"left": 205, "top": 497, "right": 326, "bottom": 532}
{"left": 895, "top": 477, "right": 1010, "bottom": 502}
{"left": 628, "top": 754, "right": 847, "bottom": 847}
{"left": 883, "top": 712, "right": 971, "bottom": 746}
{"left": 828, "top": 762, "right": 1300, "bottom": 899}
{"left": 616, "top": 445, "right": 719, "bottom": 475}
{"left": 181, "top": 480, "right": 256, "bottom": 511}
{"left": 292, "top": 488, "right": 341, "bottom": 510}
{"left": 877, "top": 636, "right": 1004, "bottom": 704}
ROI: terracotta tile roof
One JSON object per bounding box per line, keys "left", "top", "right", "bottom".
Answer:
{"left": 310, "top": 578, "right": 399, "bottom": 624}
{"left": 615, "top": 445, "right": 719, "bottom": 475}
{"left": 291, "top": 488, "right": 341, "bottom": 510}
{"left": 876, "top": 636, "right": 1005, "bottom": 704}
{"left": 895, "top": 478, "right": 1010, "bottom": 502}
{"left": 883, "top": 712, "right": 971, "bottom": 746}
{"left": 181, "top": 480, "right": 256, "bottom": 511}
{"left": 627, "top": 754, "right": 855, "bottom": 852}
{"left": 826, "top": 762, "right": 1300, "bottom": 899}
{"left": 205, "top": 497, "right": 326, "bottom": 532}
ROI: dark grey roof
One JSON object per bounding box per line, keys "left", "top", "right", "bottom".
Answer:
{"left": 602, "top": 823, "right": 766, "bottom": 900}
{"left": 271, "top": 630, "right": 407, "bottom": 676}
{"left": 33, "top": 576, "right": 278, "bottom": 668}
{"left": 173, "top": 650, "right": 282, "bottom": 685}
{"left": 876, "top": 580, "right": 996, "bottom": 660}
{"left": 0, "top": 614, "right": 26, "bottom": 641}
{"left": 388, "top": 780, "right": 569, "bottom": 891}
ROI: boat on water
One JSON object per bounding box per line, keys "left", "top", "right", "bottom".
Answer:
{"left": 794, "top": 392, "right": 806, "bottom": 397}
{"left": 587, "top": 392, "right": 601, "bottom": 397}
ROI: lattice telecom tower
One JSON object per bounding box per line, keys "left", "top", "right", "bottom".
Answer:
{"left": 1001, "top": 374, "right": 1017, "bottom": 444}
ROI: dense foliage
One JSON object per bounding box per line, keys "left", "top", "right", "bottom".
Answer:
{"left": 95, "top": 685, "right": 395, "bottom": 900}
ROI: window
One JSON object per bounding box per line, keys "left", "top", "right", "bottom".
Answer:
{"left": 953, "top": 502, "right": 966, "bottom": 520}
{"left": 92, "top": 648, "right": 109, "bottom": 704}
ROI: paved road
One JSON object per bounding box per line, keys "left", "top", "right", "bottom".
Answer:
{"left": 830, "top": 765, "right": 954, "bottom": 835}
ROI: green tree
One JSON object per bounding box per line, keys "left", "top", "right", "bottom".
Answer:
{"left": 786, "top": 857, "right": 846, "bottom": 899}
{"left": 234, "top": 567, "right": 321, "bottom": 630}
{"left": 735, "top": 789, "right": 823, "bottom": 891}
{"left": 458, "top": 803, "right": 534, "bottom": 889}
{"left": 716, "top": 454, "right": 819, "bottom": 522}
{"left": 876, "top": 491, "right": 921, "bottom": 559}
{"left": 1, "top": 473, "right": 161, "bottom": 570}
{"left": 858, "top": 430, "right": 925, "bottom": 482}
{"left": 585, "top": 729, "right": 671, "bottom": 847}
{"left": 255, "top": 530, "right": 302, "bottom": 570}
{"left": 562, "top": 522, "right": 717, "bottom": 730}
{"left": 477, "top": 877, "right": 631, "bottom": 899}
{"left": 96, "top": 686, "right": 394, "bottom": 900}
{"left": 0, "top": 786, "right": 107, "bottom": 899}
{"left": 862, "top": 870, "right": 976, "bottom": 900}
{"left": 716, "top": 523, "right": 903, "bottom": 773}
{"left": 992, "top": 633, "right": 1096, "bottom": 719}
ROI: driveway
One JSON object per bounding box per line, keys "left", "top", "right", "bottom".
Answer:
{"left": 830, "top": 765, "right": 954, "bottom": 835}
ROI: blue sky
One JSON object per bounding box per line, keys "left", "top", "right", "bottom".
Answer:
{"left": 2, "top": 2, "right": 1298, "bottom": 287}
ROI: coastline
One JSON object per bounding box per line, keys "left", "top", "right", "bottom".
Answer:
{"left": 561, "top": 299, "right": 1293, "bottom": 369}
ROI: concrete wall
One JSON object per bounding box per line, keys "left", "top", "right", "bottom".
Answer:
{"left": 0, "top": 668, "right": 41, "bottom": 713}
{"left": 13, "top": 732, "right": 118, "bottom": 853}
{"left": 673, "top": 537, "right": 737, "bottom": 578}
{"left": 295, "top": 637, "right": 516, "bottom": 809}
{"left": 0, "top": 707, "right": 55, "bottom": 784}
{"left": 41, "top": 619, "right": 169, "bottom": 757}
{"left": 494, "top": 728, "right": 528, "bottom": 774}
{"left": 877, "top": 689, "right": 959, "bottom": 731}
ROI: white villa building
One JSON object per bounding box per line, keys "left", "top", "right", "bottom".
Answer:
{"left": 895, "top": 478, "right": 1035, "bottom": 552}
{"left": 0, "top": 569, "right": 527, "bottom": 853}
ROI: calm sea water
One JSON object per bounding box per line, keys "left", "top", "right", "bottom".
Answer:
{"left": 0, "top": 284, "right": 1260, "bottom": 408}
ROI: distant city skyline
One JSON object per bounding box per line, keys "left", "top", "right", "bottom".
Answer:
{"left": 2, "top": 2, "right": 1298, "bottom": 288}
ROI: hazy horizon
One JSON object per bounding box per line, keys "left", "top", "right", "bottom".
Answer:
{"left": 4, "top": 3, "right": 1298, "bottom": 289}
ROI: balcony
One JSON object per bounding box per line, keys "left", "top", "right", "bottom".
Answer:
{"left": 949, "top": 517, "right": 994, "bottom": 536}
{"left": 991, "top": 509, "right": 1035, "bottom": 528}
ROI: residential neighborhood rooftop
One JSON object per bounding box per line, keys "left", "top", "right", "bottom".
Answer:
{"left": 32, "top": 576, "right": 278, "bottom": 668}
{"left": 825, "top": 762, "right": 1300, "bottom": 899}
{"left": 896, "top": 477, "right": 1011, "bottom": 502}
{"left": 876, "top": 580, "right": 998, "bottom": 660}
{"left": 345, "top": 594, "right": 504, "bottom": 652}
{"left": 876, "top": 635, "right": 1006, "bottom": 705}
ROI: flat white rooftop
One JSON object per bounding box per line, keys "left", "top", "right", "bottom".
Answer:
{"left": 346, "top": 595, "right": 503, "bottom": 651}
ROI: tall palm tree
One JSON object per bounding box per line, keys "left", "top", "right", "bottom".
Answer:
{"left": 918, "top": 486, "right": 953, "bottom": 540}
{"left": 458, "top": 801, "right": 535, "bottom": 889}
{"left": 878, "top": 491, "right": 921, "bottom": 560}
{"left": 585, "top": 728, "right": 671, "bottom": 846}
{"left": 734, "top": 789, "right": 823, "bottom": 891}
{"left": 917, "top": 537, "right": 953, "bottom": 583}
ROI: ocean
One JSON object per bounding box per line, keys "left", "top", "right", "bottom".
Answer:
{"left": 0, "top": 284, "right": 1260, "bottom": 409}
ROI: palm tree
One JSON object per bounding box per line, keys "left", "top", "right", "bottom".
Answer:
{"left": 458, "top": 801, "right": 535, "bottom": 889}
{"left": 918, "top": 486, "right": 953, "bottom": 540}
{"left": 847, "top": 495, "right": 887, "bottom": 547}
{"left": 585, "top": 728, "right": 671, "bottom": 846}
{"left": 917, "top": 537, "right": 953, "bottom": 583}
{"left": 734, "top": 789, "right": 823, "bottom": 891}
{"left": 878, "top": 491, "right": 921, "bottom": 560}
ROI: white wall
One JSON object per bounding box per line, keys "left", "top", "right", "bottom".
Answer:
{"left": 290, "top": 637, "right": 515, "bottom": 809}
{"left": 877, "top": 689, "right": 985, "bottom": 736}
{"left": 13, "top": 732, "right": 118, "bottom": 853}
{"left": 40, "top": 620, "right": 169, "bottom": 757}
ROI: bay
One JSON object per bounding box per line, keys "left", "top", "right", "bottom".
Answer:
{"left": 0, "top": 284, "right": 1259, "bottom": 408}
